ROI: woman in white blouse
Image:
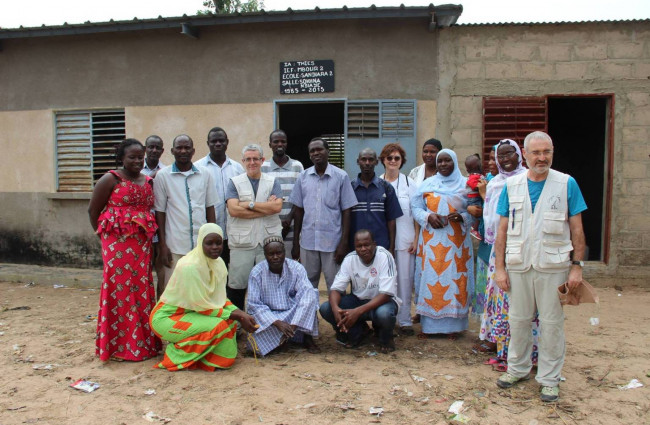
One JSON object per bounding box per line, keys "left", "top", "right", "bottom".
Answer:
{"left": 380, "top": 143, "right": 417, "bottom": 335}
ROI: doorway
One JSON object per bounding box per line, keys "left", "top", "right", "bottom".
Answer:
{"left": 548, "top": 96, "right": 611, "bottom": 261}
{"left": 275, "top": 101, "right": 345, "bottom": 169}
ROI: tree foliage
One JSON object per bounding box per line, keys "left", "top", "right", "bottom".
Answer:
{"left": 197, "top": 0, "right": 264, "bottom": 15}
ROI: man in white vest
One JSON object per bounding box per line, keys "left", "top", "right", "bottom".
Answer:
{"left": 225, "top": 144, "right": 283, "bottom": 310}
{"left": 493, "top": 131, "right": 587, "bottom": 403}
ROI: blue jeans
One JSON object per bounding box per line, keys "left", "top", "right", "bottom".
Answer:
{"left": 319, "top": 294, "right": 397, "bottom": 345}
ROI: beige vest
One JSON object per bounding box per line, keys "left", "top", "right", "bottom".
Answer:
{"left": 504, "top": 169, "right": 573, "bottom": 272}
{"left": 227, "top": 173, "right": 282, "bottom": 249}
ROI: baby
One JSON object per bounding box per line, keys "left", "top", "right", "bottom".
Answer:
{"left": 465, "top": 154, "right": 484, "bottom": 240}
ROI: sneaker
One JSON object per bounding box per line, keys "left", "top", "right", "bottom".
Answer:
{"left": 540, "top": 386, "right": 560, "bottom": 402}
{"left": 496, "top": 372, "right": 529, "bottom": 389}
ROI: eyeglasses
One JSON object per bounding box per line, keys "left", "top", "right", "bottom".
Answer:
{"left": 496, "top": 150, "right": 517, "bottom": 161}
{"left": 243, "top": 157, "right": 263, "bottom": 163}
{"left": 529, "top": 150, "right": 553, "bottom": 157}
{"left": 386, "top": 156, "right": 402, "bottom": 162}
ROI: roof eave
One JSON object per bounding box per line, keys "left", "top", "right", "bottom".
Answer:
{"left": 0, "top": 4, "right": 463, "bottom": 40}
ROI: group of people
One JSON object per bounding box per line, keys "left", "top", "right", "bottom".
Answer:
{"left": 88, "top": 127, "right": 586, "bottom": 403}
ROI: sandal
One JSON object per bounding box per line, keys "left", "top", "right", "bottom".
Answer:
{"left": 447, "top": 332, "right": 460, "bottom": 341}
{"left": 473, "top": 342, "right": 497, "bottom": 353}
{"left": 417, "top": 332, "right": 433, "bottom": 340}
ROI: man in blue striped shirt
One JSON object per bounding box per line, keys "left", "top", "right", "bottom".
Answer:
{"left": 350, "top": 148, "right": 403, "bottom": 255}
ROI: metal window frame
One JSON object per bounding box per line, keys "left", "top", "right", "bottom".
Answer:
{"left": 54, "top": 108, "right": 125, "bottom": 192}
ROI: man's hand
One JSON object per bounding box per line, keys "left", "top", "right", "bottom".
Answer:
{"left": 495, "top": 267, "right": 510, "bottom": 292}
{"left": 281, "top": 219, "right": 291, "bottom": 239}
{"left": 291, "top": 243, "right": 300, "bottom": 261}
{"left": 160, "top": 244, "right": 173, "bottom": 268}
{"left": 230, "top": 310, "right": 258, "bottom": 333}
{"left": 332, "top": 306, "right": 346, "bottom": 332}
{"left": 267, "top": 195, "right": 279, "bottom": 202}
{"left": 337, "top": 308, "right": 362, "bottom": 331}
{"left": 273, "top": 320, "right": 295, "bottom": 339}
{"left": 567, "top": 266, "right": 583, "bottom": 291}
{"left": 334, "top": 241, "right": 348, "bottom": 264}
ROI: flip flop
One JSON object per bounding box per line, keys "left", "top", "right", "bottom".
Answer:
{"left": 484, "top": 358, "right": 501, "bottom": 365}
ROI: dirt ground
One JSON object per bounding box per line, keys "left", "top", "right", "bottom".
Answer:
{"left": 0, "top": 280, "right": 648, "bottom": 425}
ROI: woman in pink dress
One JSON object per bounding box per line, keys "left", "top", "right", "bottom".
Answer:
{"left": 88, "top": 139, "right": 161, "bottom": 361}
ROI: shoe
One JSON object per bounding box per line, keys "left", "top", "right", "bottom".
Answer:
{"left": 496, "top": 372, "right": 529, "bottom": 389}
{"left": 540, "top": 386, "right": 560, "bottom": 402}
{"left": 399, "top": 326, "right": 415, "bottom": 336}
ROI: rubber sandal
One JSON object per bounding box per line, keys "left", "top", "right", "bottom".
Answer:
{"left": 484, "top": 358, "right": 501, "bottom": 365}
{"left": 473, "top": 342, "right": 497, "bottom": 353}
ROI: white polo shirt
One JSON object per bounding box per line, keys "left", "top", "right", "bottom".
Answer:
{"left": 153, "top": 163, "right": 218, "bottom": 255}
{"left": 331, "top": 246, "right": 401, "bottom": 307}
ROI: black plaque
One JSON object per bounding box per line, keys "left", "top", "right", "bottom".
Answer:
{"left": 280, "top": 60, "right": 335, "bottom": 94}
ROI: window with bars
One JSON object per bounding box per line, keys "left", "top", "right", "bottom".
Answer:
{"left": 482, "top": 97, "right": 547, "bottom": 170}
{"left": 55, "top": 110, "right": 126, "bottom": 192}
{"left": 320, "top": 133, "right": 345, "bottom": 169}
{"left": 344, "top": 100, "right": 417, "bottom": 176}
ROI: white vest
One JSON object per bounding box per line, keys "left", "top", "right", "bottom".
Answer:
{"left": 227, "top": 173, "right": 282, "bottom": 249}
{"left": 504, "top": 169, "right": 573, "bottom": 272}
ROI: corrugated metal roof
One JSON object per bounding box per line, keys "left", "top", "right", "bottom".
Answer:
{"left": 457, "top": 18, "right": 650, "bottom": 27}
{"left": 0, "top": 4, "right": 463, "bottom": 40}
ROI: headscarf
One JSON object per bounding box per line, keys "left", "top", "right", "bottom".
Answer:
{"left": 483, "top": 139, "right": 527, "bottom": 244}
{"left": 417, "top": 149, "right": 468, "bottom": 212}
{"left": 160, "top": 223, "right": 228, "bottom": 311}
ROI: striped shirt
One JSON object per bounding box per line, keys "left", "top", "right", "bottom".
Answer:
{"left": 262, "top": 156, "right": 304, "bottom": 242}
{"left": 195, "top": 155, "right": 244, "bottom": 240}
{"left": 331, "top": 246, "right": 401, "bottom": 307}
{"left": 247, "top": 259, "right": 319, "bottom": 355}
{"left": 350, "top": 174, "right": 403, "bottom": 250}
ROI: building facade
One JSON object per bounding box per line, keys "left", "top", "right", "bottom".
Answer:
{"left": 0, "top": 6, "right": 648, "bottom": 283}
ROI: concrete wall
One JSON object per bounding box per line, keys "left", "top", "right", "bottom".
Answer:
{"left": 0, "top": 110, "right": 55, "bottom": 192}
{"left": 0, "top": 19, "right": 438, "bottom": 112}
{"left": 436, "top": 21, "right": 650, "bottom": 280}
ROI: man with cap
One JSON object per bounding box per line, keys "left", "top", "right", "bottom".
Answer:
{"left": 247, "top": 236, "right": 320, "bottom": 355}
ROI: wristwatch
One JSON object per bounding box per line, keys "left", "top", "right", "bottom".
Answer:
{"left": 248, "top": 201, "right": 255, "bottom": 210}
{"left": 571, "top": 260, "right": 584, "bottom": 267}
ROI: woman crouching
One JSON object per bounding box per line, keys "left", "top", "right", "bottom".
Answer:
{"left": 150, "top": 223, "right": 257, "bottom": 371}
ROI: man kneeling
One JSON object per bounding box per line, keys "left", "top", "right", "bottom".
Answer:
{"left": 320, "top": 229, "right": 400, "bottom": 353}
{"left": 247, "top": 236, "right": 320, "bottom": 355}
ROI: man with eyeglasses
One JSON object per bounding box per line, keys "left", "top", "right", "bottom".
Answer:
{"left": 493, "top": 131, "right": 587, "bottom": 403}
{"left": 225, "top": 144, "right": 283, "bottom": 310}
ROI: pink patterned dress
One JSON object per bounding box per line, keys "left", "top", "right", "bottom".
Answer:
{"left": 95, "top": 171, "right": 161, "bottom": 361}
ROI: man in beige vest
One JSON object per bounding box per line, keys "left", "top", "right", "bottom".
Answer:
{"left": 493, "top": 131, "right": 587, "bottom": 402}
{"left": 225, "top": 144, "right": 283, "bottom": 310}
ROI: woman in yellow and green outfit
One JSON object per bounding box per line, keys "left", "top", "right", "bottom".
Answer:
{"left": 150, "top": 223, "right": 257, "bottom": 371}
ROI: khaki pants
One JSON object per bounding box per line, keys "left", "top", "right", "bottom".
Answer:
{"left": 227, "top": 245, "right": 265, "bottom": 290}
{"left": 507, "top": 268, "right": 568, "bottom": 387}
{"left": 301, "top": 248, "right": 340, "bottom": 291}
